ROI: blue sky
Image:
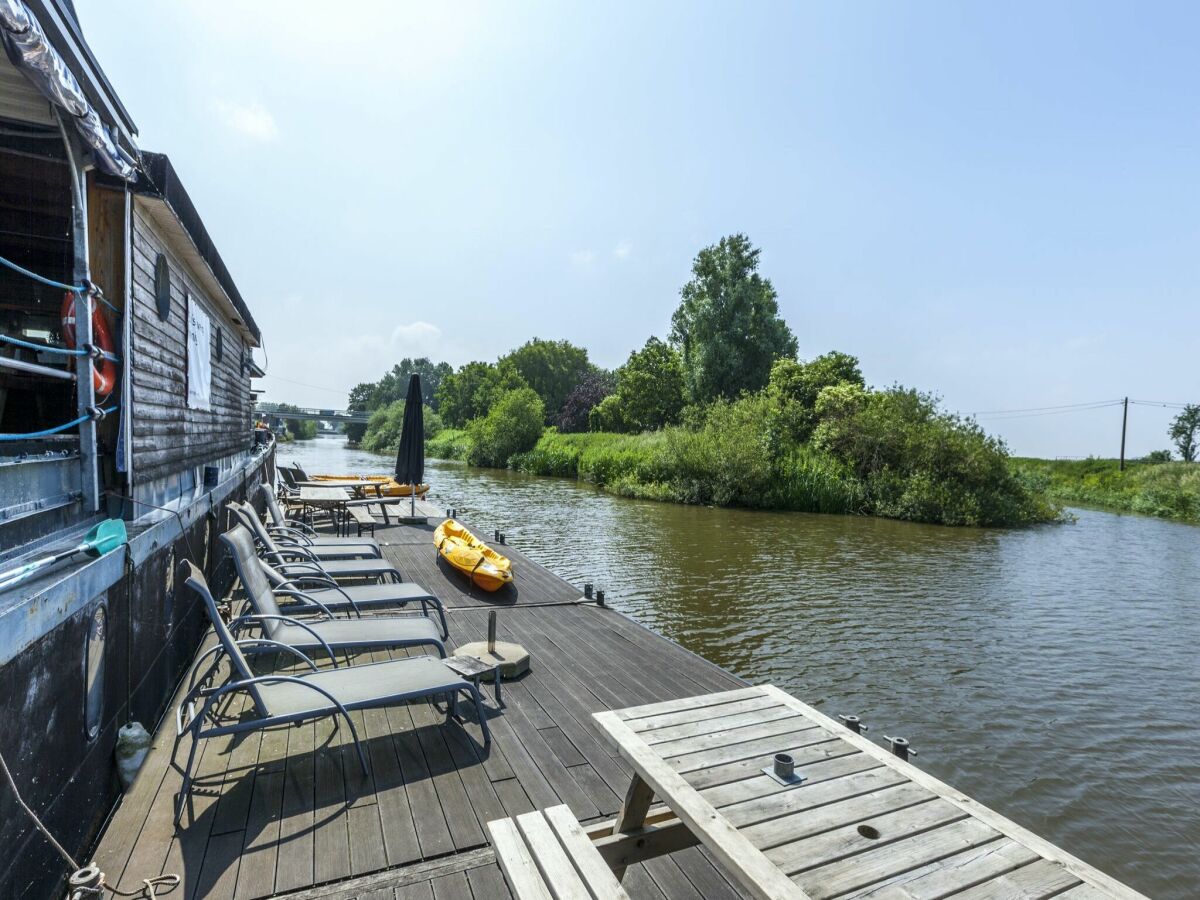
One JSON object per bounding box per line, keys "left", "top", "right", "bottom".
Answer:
{"left": 78, "top": 1, "right": 1198, "bottom": 458}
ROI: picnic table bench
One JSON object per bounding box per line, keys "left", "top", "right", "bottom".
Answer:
{"left": 578, "top": 684, "right": 1147, "bottom": 900}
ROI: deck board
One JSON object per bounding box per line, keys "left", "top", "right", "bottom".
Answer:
{"left": 87, "top": 512, "right": 1139, "bottom": 900}
{"left": 90, "top": 515, "right": 745, "bottom": 898}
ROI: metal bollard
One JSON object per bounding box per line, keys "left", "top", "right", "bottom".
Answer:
{"left": 494, "top": 529, "right": 500, "bottom": 542}
{"left": 583, "top": 583, "right": 593, "bottom": 599}
{"left": 498, "top": 532, "right": 506, "bottom": 544}
{"left": 595, "top": 589, "right": 605, "bottom": 606}
{"left": 838, "top": 714, "right": 868, "bottom": 735}
{"left": 883, "top": 735, "right": 915, "bottom": 761}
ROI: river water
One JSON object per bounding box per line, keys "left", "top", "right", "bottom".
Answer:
{"left": 284, "top": 436, "right": 1198, "bottom": 897}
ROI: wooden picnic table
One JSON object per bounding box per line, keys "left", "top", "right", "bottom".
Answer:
{"left": 592, "top": 684, "right": 1145, "bottom": 900}
{"left": 294, "top": 478, "right": 385, "bottom": 498}
{"left": 296, "top": 485, "right": 353, "bottom": 533}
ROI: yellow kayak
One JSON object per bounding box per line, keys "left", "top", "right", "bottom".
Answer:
{"left": 434, "top": 519, "right": 513, "bottom": 592}
{"left": 311, "top": 474, "right": 430, "bottom": 497}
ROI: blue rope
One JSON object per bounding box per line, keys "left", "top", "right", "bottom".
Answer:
{"left": 0, "top": 405, "right": 118, "bottom": 441}
{"left": 0, "top": 253, "right": 84, "bottom": 292}
{"left": 0, "top": 333, "right": 87, "bottom": 357}
{"left": 0, "top": 253, "right": 121, "bottom": 315}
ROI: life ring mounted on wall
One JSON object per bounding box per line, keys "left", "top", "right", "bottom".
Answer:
{"left": 61, "top": 290, "right": 117, "bottom": 396}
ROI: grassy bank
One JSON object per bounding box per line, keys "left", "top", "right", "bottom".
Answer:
{"left": 1012, "top": 458, "right": 1200, "bottom": 524}
{"left": 428, "top": 424, "right": 1058, "bottom": 526}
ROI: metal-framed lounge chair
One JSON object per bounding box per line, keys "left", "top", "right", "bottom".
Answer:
{"left": 256, "top": 483, "right": 381, "bottom": 556}
{"left": 228, "top": 502, "right": 403, "bottom": 581}
{"left": 241, "top": 492, "right": 379, "bottom": 560}
{"left": 257, "top": 555, "right": 450, "bottom": 638}
{"left": 220, "top": 525, "right": 446, "bottom": 659}
{"left": 174, "top": 562, "right": 490, "bottom": 825}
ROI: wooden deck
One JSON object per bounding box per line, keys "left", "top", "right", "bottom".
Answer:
{"left": 90, "top": 515, "right": 751, "bottom": 899}
{"left": 89, "top": 508, "right": 1144, "bottom": 900}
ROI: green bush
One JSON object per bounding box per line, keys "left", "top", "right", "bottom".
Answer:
{"left": 288, "top": 419, "right": 318, "bottom": 440}
{"left": 665, "top": 394, "right": 776, "bottom": 507}
{"left": 813, "top": 387, "right": 1058, "bottom": 526}
{"left": 427, "top": 428, "right": 472, "bottom": 460}
{"left": 510, "top": 428, "right": 585, "bottom": 476}
{"left": 466, "top": 388, "right": 546, "bottom": 468}
{"left": 1011, "top": 457, "right": 1200, "bottom": 524}
{"left": 361, "top": 402, "right": 442, "bottom": 455}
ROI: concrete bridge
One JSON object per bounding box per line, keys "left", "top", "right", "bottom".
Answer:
{"left": 255, "top": 405, "right": 370, "bottom": 425}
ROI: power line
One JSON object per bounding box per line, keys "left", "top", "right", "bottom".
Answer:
{"left": 260, "top": 374, "right": 350, "bottom": 395}
{"left": 974, "top": 401, "right": 1124, "bottom": 421}
{"left": 1129, "top": 399, "right": 1191, "bottom": 409}
{"left": 970, "top": 399, "right": 1122, "bottom": 416}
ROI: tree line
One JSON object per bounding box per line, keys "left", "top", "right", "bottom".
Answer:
{"left": 349, "top": 234, "right": 799, "bottom": 441}
{"left": 346, "top": 234, "right": 1069, "bottom": 526}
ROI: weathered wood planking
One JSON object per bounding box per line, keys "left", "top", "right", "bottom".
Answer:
{"left": 598, "top": 685, "right": 1148, "bottom": 900}
{"left": 128, "top": 205, "right": 254, "bottom": 481}
{"left": 88, "top": 517, "right": 747, "bottom": 900}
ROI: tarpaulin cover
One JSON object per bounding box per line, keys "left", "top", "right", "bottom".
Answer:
{"left": 0, "top": 0, "right": 136, "bottom": 179}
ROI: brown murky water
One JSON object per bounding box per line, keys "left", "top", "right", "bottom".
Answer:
{"left": 286, "top": 437, "right": 1200, "bottom": 897}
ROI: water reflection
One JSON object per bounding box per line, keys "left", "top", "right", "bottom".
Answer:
{"left": 281, "top": 436, "right": 1199, "bottom": 897}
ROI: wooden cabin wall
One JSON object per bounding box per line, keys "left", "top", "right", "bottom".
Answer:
{"left": 128, "top": 205, "right": 252, "bottom": 483}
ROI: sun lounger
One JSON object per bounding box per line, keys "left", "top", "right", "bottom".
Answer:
{"left": 257, "top": 483, "right": 380, "bottom": 556}
{"left": 220, "top": 524, "right": 445, "bottom": 659}
{"left": 229, "top": 502, "right": 404, "bottom": 582}
{"left": 174, "top": 562, "right": 490, "bottom": 825}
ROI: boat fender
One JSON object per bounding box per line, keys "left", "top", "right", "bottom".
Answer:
{"left": 116, "top": 721, "right": 151, "bottom": 790}
{"left": 61, "top": 291, "right": 117, "bottom": 395}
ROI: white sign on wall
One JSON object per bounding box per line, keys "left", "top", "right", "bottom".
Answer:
{"left": 186, "top": 295, "right": 212, "bottom": 410}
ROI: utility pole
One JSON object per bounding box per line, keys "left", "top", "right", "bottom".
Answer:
{"left": 1119, "top": 397, "right": 1129, "bottom": 471}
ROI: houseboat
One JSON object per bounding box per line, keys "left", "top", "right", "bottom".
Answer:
{"left": 0, "top": 2, "right": 272, "bottom": 895}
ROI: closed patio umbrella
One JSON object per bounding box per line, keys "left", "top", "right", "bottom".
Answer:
{"left": 395, "top": 373, "right": 425, "bottom": 516}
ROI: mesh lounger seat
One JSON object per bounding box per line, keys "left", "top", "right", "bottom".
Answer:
{"left": 221, "top": 525, "right": 445, "bottom": 658}
{"left": 175, "top": 562, "right": 490, "bottom": 826}
{"left": 258, "top": 483, "right": 381, "bottom": 556}
{"left": 230, "top": 502, "right": 404, "bottom": 582}
{"left": 258, "top": 558, "right": 448, "bottom": 637}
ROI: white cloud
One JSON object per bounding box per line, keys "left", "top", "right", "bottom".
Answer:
{"left": 613, "top": 239, "right": 633, "bottom": 260}
{"left": 570, "top": 249, "right": 597, "bottom": 268}
{"left": 214, "top": 100, "right": 279, "bottom": 141}
{"left": 390, "top": 321, "right": 443, "bottom": 348}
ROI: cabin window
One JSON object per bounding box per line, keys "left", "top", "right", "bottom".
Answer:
{"left": 153, "top": 253, "right": 171, "bottom": 320}
{"left": 0, "top": 130, "right": 76, "bottom": 438}
{"left": 84, "top": 602, "right": 107, "bottom": 740}
{"left": 186, "top": 293, "right": 212, "bottom": 410}
{"left": 214, "top": 325, "right": 224, "bottom": 362}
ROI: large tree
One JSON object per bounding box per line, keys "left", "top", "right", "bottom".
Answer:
{"left": 671, "top": 234, "right": 797, "bottom": 403}
{"left": 616, "top": 337, "right": 686, "bottom": 431}
{"left": 500, "top": 338, "right": 592, "bottom": 422}
{"left": 555, "top": 369, "right": 616, "bottom": 433}
{"left": 346, "top": 357, "right": 451, "bottom": 441}
{"left": 1169, "top": 404, "right": 1200, "bottom": 462}
{"left": 436, "top": 360, "right": 528, "bottom": 427}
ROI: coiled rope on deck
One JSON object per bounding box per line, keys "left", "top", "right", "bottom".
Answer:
{"left": 0, "top": 404, "right": 118, "bottom": 441}
{"left": 0, "top": 252, "right": 120, "bottom": 314}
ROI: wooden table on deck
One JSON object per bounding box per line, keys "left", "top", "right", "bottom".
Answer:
{"left": 296, "top": 485, "right": 352, "bottom": 532}
{"left": 592, "top": 684, "right": 1144, "bottom": 900}
{"left": 295, "top": 478, "right": 385, "bottom": 498}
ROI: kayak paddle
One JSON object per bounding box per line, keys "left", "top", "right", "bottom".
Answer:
{"left": 0, "top": 519, "right": 127, "bottom": 591}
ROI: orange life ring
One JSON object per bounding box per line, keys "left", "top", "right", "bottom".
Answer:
{"left": 61, "top": 291, "right": 117, "bottom": 396}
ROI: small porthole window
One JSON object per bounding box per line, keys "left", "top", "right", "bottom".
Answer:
{"left": 84, "top": 603, "right": 107, "bottom": 740}
{"left": 154, "top": 254, "right": 171, "bottom": 321}
{"left": 214, "top": 326, "right": 224, "bottom": 362}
